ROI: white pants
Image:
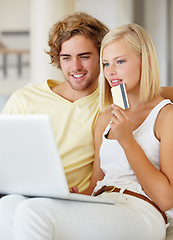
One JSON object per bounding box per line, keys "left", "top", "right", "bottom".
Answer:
{"left": 166, "top": 219, "right": 173, "bottom": 240}
{"left": 0, "top": 192, "right": 168, "bottom": 240}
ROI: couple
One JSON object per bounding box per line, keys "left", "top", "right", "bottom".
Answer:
{"left": 1, "top": 12, "right": 173, "bottom": 240}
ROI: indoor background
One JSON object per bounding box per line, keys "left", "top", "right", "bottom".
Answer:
{"left": 0, "top": 0, "right": 172, "bottom": 110}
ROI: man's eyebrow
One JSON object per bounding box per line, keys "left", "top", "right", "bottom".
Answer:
{"left": 60, "top": 54, "right": 70, "bottom": 57}
{"left": 78, "top": 52, "right": 92, "bottom": 56}
{"left": 60, "top": 52, "right": 92, "bottom": 57}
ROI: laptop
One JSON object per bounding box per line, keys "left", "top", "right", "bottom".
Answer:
{"left": 0, "top": 114, "right": 115, "bottom": 204}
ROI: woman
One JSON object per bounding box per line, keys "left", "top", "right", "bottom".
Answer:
{"left": 78, "top": 23, "right": 173, "bottom": 239}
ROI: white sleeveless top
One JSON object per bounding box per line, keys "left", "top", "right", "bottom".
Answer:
{"left": 94, "top": 99, "right": 173, "bottom": 218}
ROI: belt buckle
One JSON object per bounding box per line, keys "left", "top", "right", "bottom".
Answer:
{"left": 105, "top": 186, "right": 116, "bottom": 193}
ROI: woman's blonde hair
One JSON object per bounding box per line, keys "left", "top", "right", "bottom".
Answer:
{"left": 100, "top": 23, "right": 161, "bottom": 112}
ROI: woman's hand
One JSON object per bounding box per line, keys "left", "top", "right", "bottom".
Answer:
{"left": 110, "top": 104, "right": 133, "bottom": 146}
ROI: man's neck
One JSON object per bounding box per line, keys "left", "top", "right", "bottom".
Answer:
{"left": 51, "top": 81, "right": 98, "bottom": 103}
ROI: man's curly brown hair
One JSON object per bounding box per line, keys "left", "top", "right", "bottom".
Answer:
{"left": 45, "top": 12, "right": 109, "bottom": 68}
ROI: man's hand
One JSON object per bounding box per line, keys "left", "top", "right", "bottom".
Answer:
{"left": 70, "top": 186, "right": 79, "bottom": 193}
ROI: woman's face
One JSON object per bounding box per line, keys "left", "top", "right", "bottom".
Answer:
{"left": 102, "top": 38, "right": 141, "bottom": 93}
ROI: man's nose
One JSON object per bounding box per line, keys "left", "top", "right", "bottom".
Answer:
{"left": 72, "top": 58, "right": 82, "bottom": 71}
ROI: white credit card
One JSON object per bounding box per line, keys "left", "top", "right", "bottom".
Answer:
{"left": 111, "top": 83, "right": 129, "bottom": 109}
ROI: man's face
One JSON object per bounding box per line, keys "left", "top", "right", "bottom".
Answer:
{"left": 59, "top": 35, "right": 100, "bottom": 92}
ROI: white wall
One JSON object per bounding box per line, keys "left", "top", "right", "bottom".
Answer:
{"left": 76, "top": 0, "right": 134, "bottom": 30}
{"left": 169, "top": 0, "right": 173, "bottom": 86}
{"left": 0, "top": 0, "right": 30, "bottom": 31}
{"left": 144, "top": 0, "right": 168, "bottom": 86}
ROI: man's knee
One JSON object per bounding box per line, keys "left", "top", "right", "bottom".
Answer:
{"left": 0, "top": 194, "right": 26, "bottom": 215}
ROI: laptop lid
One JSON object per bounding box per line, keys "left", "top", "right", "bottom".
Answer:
{"left": 0, "top": 114, "right": 71, "bottom": 198}
{"left": 0, "top": 114, "right": 115, "bottom": 204}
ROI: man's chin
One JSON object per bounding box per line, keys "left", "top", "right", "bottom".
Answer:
{"left": 70, "top": 82, "right": 92, "bottom": 92}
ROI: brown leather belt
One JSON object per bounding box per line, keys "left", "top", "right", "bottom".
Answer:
{"left": 93, "top": 185, "right": 167, "bottom": 224}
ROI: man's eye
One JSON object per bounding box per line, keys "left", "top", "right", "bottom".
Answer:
{"left": 81, "top": 55, "right": 89, "bottom": 59}
{"left": 63, "top": 57, "right": 70, "bottom": 60}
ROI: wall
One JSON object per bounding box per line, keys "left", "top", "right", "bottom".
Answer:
{"left": 144, "top": 0, "right": 168, "bottom": 86}
{"left": 0, "top": 0, "right": 30, "bottom": 31}
{"left": 76, "top": 0, "right": 134, "bottom": 30}
{"left": 169, "top": 0, "right": 173, "bottom": 85}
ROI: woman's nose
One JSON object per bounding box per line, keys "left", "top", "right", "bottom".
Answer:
{"left": 109, "top": 64, "right": 117, "bottom": 75}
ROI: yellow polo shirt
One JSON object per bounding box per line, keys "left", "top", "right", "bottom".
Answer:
{"left": 1, "top": 80, "right": 99, "bottom": 192}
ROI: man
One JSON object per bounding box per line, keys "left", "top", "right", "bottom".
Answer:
{"left": 1, "top": 12, "right": 173, "bottom": 240}
{"left": 1, "top": 12, "right": 173, "bottom": 192}
{"left": 1, "top": 12, "right": 109, "bottom": 192}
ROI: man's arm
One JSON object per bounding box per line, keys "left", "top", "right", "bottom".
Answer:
{"left": 161, "top": 86, "right": 173, "bottom": 102}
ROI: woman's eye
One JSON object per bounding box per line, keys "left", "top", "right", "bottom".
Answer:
{"left": 117, "top": 60, "right": 125, "bottom": 64}
{"left": 103, "top": 63, "right": 109, "bottom": 67}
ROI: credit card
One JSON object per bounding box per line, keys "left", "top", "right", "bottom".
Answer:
{"left": 111, "top": 83, "right": 129, "bottom": 109}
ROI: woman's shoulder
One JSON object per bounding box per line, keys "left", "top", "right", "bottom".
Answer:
{"left": 148, "top": 96, "right": 173, "bottom": 116}
{"left": 160, "top": 103, "right": 173, "bottom": 123}
{"left": 155, "top": 99, "right": 173, "bottom": 140}
{"left": 158, "top": 99, "right": 173, "bottom": 116}
{"left": 95, "top": 108, "right": 112, "bottom": 132}
{"left": 98, "top": 108, "right": 112, "bottom": 123}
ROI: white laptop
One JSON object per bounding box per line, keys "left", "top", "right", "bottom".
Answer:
{"left": 0, "top": 114, "right": 115, "bottom": 204}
